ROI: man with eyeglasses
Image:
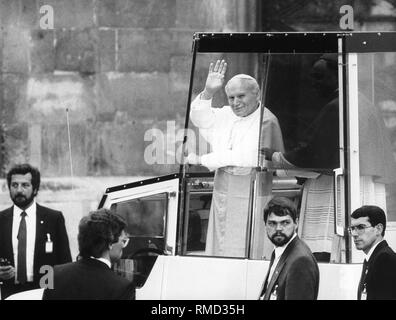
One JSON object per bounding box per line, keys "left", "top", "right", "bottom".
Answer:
{"left": 43, "top": 208, "right": 135, "bottom": 300}
{"left": 350, "top": 205, "right": 396, "bottom": 300}
{"left": 259, "top": 197, "right": 319, "bottom": 300}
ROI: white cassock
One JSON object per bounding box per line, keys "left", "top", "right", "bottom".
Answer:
{"left": 190, "top": 95, "right": 284, "bottom": 257}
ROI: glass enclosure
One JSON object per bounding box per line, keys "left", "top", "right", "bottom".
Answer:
{"left": 356, "top": 52, "right": 396, "bottom": 222}
{"left": 355, "top": 52, "right": 396, "bottom": 251}
{"left": 182, "top": 48, "right": 345, "bottom": 263}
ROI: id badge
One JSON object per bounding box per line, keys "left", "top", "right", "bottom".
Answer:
{"left": 361, "top": 287, "right": 367, "bottom": 300}
{"left": 45, "top": 233, "right": 53, "bottom": 253}
{"left": 270, "top": 285, "right": 278, "bottom": 300}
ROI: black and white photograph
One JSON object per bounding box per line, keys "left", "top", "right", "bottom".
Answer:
{"left": 0, "top": 0, "right": 396, "bottom": 309}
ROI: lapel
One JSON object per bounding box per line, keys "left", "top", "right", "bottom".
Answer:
{"left": 1, "top": 207, "right": 14, "bottom": 264}
{"left": 264, "top": 236, "right": 299, "bottom": 300}
{"left": 259, "top": 251, "right": 275, "bottom": 299}
{"left": 366, "top": 240, "right": 388, "bottom": 281}
{"left": 34, "top": 204, "right": 46, "bottom": 264}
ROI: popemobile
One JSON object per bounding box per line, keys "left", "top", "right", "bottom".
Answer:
{"left": 99, "top": 32, "right": 396, "bottom": 299}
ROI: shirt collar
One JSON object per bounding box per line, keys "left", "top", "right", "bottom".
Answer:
{"left": 365, "top": 239, "right": 384, "bottom": 261}
{"left": 13, "top": 200, "right": 36, "bottom": 217}
{"left": 274, "top": 233, "right": 297, "bottom": 259}
{"left": 90, "top": 256, "right": 111, "bottom": 268}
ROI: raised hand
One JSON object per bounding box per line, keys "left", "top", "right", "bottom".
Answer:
{"left": 202, "top": 60, "right": 227, "bottom": 99}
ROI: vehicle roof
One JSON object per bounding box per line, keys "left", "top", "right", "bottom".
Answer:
{"left": 193, "top": 31, "right": 396, "bottom": 53}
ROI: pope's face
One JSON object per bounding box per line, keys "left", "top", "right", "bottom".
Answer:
{"left": 225, "top": 79, "right": 260, "bottom": 117}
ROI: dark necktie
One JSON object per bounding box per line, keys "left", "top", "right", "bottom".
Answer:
{"left": 357, "top": 259, "right": 368, "bottom": 300}
{"left": 260, "top": 250, "right": 276, "bottom": 299}
{"left": 17, "top": 211, "right": 27, "bottom": 284}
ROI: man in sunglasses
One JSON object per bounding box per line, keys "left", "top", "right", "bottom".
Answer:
{"left": 350, "top": 205, "right": 396, "bottom": 300}
{"left": 43, "top": 208, "right": 135, "bottom": 300}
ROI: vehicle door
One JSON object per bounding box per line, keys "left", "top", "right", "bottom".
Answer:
{"left": 99, "top": 174, "right": 179, "bottom": 298}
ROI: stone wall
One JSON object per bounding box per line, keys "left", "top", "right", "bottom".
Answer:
{"left": 0, "top": 0, "right": 256, "bottom": 177}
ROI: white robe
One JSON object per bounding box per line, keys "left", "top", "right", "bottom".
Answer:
{"left": 190, "top": 95, "right": 284, "bottom": 257}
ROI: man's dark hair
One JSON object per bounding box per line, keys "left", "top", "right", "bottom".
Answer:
{"left": 351, "top": 205, "right": 386, "bottom": 237}
{"left": 263, "top": 197, "right": 298, "bottom": 223}
{"left": 7, "top": 163, "right": 41, "bottom": 192}
{"left": 78, "top": 208, "right": 127, "bottom": 258}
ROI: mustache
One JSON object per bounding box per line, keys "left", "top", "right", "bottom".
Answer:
{"left": 273, "top": 232, "right": 284, "bottom": 236}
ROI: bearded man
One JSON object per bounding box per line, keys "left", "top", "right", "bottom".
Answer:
{"left": 259, "top": 197, "right": 319, "bottom": 300}
{"left": 0, "top": 163, "right": 71, "bottom": 299}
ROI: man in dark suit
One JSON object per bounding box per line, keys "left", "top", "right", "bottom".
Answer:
{"left": 0, "top": 164, "right": 71, "bottom": 299}
{"left": 43, "top": 208, "right": 135, "bottom": 300}
{"left": 350, "top": 205, "right": 396, "bottom": 300}
{"left": 259, "top": 197, "right": 319, "bottom": 300}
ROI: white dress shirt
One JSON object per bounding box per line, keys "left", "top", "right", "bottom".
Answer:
{"left": 12, "top": 201, "right": 37, "bottom": 283}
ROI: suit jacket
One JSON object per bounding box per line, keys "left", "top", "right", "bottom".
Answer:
{"left": 360, "top": 240, "right": 396, "bottom": 300}
{"left": 261, "top": 236, "right": 319, "bottom": 300}
{"left": 0, "top": 204, "right": 72, "bottom": 298}
{"left": 42, "top": 258, "right": 135, "bottom": 300}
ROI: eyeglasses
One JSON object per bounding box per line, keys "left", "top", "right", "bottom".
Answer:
{"left": 120, "top": 237, "right": 130, "bottom": 248}
{"left": 348, "top": 225, "right": 373, "bottom": 235}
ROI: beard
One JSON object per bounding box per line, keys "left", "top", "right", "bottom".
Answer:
{"left": 269, "top": 232, "right": 293, "bottom": 247}
{"left": 11, "top": 192, "right": 35, "bottom": 209}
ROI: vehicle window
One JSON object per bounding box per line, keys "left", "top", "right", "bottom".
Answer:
{"left": 112, "top": 194, "right": 166, "bottom": 237}
{"left": 111, "top": 193, "right": 167, "bottom": 288}
{"left": 182, "top": 177, "right": 212, "bottom": 255}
